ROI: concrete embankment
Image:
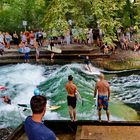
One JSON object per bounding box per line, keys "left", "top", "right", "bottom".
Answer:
{"left": 0, "top": 46, "right": 110, "bottom": 65}
{"left": 8, "top": 120, "right": 140, "bottom": 140}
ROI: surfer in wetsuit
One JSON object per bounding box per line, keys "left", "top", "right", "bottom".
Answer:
{"left": 78, "top": 55, "right": 92, "bottom": 72}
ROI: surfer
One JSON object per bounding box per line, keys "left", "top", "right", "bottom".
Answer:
{"left": 1, "top": 96, "right": 11, "bottom": 104}
{"left": 24, "top": 95, "right": 57, "bottom": 140}
{"left": 50, "top": 40, "right": 55, "bottom": 62}
{"left": 78, "top": 55, "right": 92, "bottom": 72}
{"left": 94, "top": 73, "right": 111, "bottom": 122}
{"left": 65, "top": 75, "right": 79, "bottom": 122}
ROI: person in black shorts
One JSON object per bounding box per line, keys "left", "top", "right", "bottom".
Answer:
{"left": 78, "top": 55, "right": 91, "bottom": 72}
{"left": 65, "top": 75, "right": 79, "bottom": 121}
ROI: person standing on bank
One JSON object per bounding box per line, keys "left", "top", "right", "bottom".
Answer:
{"left": 24, "top": 95, "right": 56, "bottom": 140}
{"left": 94, "top": 73, "right": 111, "bottom": 122}
{"left": 65, "top": 75, "right": 79, "bottom": 122}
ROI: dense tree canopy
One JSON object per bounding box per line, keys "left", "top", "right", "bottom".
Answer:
{"left": 0, "top": 0, "right": 140, "bottom": 42}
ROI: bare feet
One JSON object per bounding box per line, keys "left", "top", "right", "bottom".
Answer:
{"left": 98, "top": 119, "right": 102, "bottom": 122}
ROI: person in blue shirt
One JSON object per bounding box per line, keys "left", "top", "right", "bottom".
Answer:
{"left": 24, "top": 95, "right": 56, "bottom": 140}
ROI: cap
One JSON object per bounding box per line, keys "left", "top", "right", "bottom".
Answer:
{"left": 34, "top": 88, "right": 40, "bottom": 96}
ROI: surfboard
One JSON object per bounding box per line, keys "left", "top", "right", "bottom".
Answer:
{"left": 17, "top": 104, "right": 61, "bottom": 111}
{"left": 75, "top": 92, "right": 82, "bottom": 102}
{"left": 81, "top": 65, "right": 100, "bottom": 75}
{"left": 18, "top": 47, "right": 30, "bottom": 54}
{"left": 44, "top": 45, "right": 62, "bottom": 54}
{"left": 0, "top": 86, "right": 6, "bottom": 91}
{"left": 47, "top": 106, "right": 61, "bottom": 110}
{"left": 75, "top": 92, "right": 84, "bottom": 106}
{"left": 95, "top": 91, "right": 98, "bottom": 110}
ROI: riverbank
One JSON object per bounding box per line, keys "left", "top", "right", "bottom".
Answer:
{"left": 92, "top": 48, "right": 140, "bottom": 70}
{"left": 0, "top": 45, "right": 110, "bottom": 65}
{"left": 0, "top": 45, "right": 140, "bottom": 70}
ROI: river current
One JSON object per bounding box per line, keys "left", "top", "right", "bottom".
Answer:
{"left": 0, "top": 64, "right": 140, "bottom": 128}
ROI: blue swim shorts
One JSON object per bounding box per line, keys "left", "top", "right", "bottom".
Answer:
{"left": 98, "top": 95, "right": 109, "bottom": 111}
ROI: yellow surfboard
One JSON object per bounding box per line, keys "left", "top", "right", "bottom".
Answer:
{"left": 47, "top": 106, "right": 61, "bottom": 111}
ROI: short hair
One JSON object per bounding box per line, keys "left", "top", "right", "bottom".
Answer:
{"left": 68, "top": 75, "right": 73, "bottom": 81}
{"left": 30, "top": 95, "right": 47, "bottom": 114}
{"left": 99, "top": 73, "right": 104, "bottom": 79}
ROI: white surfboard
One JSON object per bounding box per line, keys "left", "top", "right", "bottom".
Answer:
{"left": 95, "top": 91, "right": 98, "bottom": 110}
{"left": 81, "top": 64, "right": 100, "bottom": 75}
{"left": 44, "top": 45, "right": 62, "bottom": 54}
{"left": 75, "top": 92, "right": 82, "bottom": 102}
{"left": 75, "top": 91, "right": 84, "bottom": 106}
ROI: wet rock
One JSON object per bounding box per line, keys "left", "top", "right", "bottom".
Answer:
{"left": 0, "top": 128, "right": 14, "bottom": 140}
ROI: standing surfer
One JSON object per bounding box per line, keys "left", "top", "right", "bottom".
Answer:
{"left": 78, "top": 55, "right": 92, "bottom": 72}
{"left": 94, "top": 73, "right": 111, "bottom": 122}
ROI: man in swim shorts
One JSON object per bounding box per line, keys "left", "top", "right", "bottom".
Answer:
{"left": 65, "top": 75, "right": 79, "bottom": 121}
{"left": 94, "top": 73, "right": 111, "bottom": 122}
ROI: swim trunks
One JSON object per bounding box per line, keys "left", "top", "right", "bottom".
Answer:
{"left": 67, "top": 96, "right": 77, "bottom": 109}
{"left": 98, "top": 95, "right": 109, "bottom": 111}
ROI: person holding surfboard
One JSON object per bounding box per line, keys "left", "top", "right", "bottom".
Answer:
{"left": 24, "top": 95, "right": 57, "bottom": 140}
{"left": 94, "top": 73, "right": 111, "bottom": 122}
{"left": 18, "top": 41, "right": 30, "bottom": 63}
{"left": 65, "top": 75, "right": 79, "bottom": 122}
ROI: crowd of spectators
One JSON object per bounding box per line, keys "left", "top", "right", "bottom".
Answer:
{"left": 0, "top": 27, "right": 139, "bottom": 59}
{"left": 118, "top": 27, "right": 140, "bottom": 52}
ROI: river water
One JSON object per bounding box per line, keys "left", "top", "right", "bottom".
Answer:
{"left": 0, "top": 64, "right": 140, "bottom": 128}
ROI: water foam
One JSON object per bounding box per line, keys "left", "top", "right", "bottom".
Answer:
{"left": 0, "top": 63, "right": 139, "bottom": 128}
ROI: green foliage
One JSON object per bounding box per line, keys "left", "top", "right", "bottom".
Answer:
{"left": 0, "top": 0, "right": 139, "bottom": 43}
{"left": 0, "top": 0, "right": 46, "bottom": 32}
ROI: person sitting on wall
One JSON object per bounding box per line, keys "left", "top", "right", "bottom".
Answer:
{"left": 133, "top": 41, "right": 139, "bottom": 52}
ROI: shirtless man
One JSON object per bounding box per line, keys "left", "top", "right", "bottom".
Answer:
{"left": 65, "top": 75, "right": 78, "bottom": 122}
{"left": 94, "top": 73, "right": 110, "bottom": 122}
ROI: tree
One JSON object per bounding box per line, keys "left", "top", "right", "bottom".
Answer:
{"left": 90, "top": 0, "right": 126, "bottom": 44}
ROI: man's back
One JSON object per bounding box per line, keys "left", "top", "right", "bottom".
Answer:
{"left": 25, "top": 116, "right": 56, "bottom": 140}
{"left": 65, "top": 82, "right": 77, "bottom": 97}
{"left": 97, "top": 80, "right": 110, "bottom": 96}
